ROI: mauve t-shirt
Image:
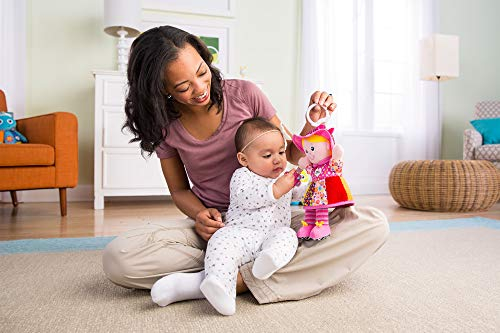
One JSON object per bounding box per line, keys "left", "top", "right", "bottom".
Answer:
{"left": 155, "top": 79, "right": 276, "bottom": 211}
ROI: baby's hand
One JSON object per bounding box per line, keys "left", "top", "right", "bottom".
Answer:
{"left": 272, "top": 168, "right": 297, "bottom": 199}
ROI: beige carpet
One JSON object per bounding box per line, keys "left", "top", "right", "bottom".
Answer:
{"left": 1, "top": 227, "right": 499, "bottom": 332}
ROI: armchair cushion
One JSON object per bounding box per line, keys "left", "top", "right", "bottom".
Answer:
{"left": 475, "top": 144, "right": 500, "bottom": 161}
{"left": 0, "top": 144, "right": 54, "bottom": 167}
{"left": 470, "top": 117, "right": 500, "bottom": 144}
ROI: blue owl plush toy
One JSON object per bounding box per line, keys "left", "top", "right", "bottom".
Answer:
{"left": 0, "top": 111, "right": 28, "bottom": 144}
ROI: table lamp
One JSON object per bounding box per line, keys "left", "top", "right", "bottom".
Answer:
{"left": 420, "top": 33, "right": 459, "bottom": 157}
{"left": 103, "top": 0, "right": 142, "bottom": 72}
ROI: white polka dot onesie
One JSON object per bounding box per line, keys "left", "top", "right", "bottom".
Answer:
{"left": 204, "top": 167, "right": 300, "bottom": 299}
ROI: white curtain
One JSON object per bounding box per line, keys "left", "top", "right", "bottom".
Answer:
{"left": 300, "top": 0, "right": 439, "bottom": 160}
{"left": 0, "top": 0, "right": 26, "bottom": 117}
{"left": 0, "top": 0, "right": 26, "bottom": 203}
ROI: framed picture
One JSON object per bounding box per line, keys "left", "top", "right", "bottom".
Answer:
{"left": 142, "top": 14, "right": 234, "bottom": 75}
{"left": 142, "top": 0, "right": 235, "bottom": 18}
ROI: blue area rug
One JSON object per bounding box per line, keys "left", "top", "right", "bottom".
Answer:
{"left": 0, "top": 217, "right": 498, "bottom": 255}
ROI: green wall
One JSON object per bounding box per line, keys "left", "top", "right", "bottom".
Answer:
{"left": 26, "top": 0, "right": 299, "bottom": 189}
{"left": 27, "top": 0, "right": 114, "bottom": 186}
{"left": 439, "top": 0, "right": 500, "bottom": 159}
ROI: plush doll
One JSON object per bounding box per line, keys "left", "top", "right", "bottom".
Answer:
{"left": 292, "top": 104, "right": 354, "bottom": 240}
{"left": 0, "top": 111, "right": 28, "bottom": 144}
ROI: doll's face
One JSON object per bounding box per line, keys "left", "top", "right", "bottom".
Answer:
{"left": 303, "top": 140, "right": 331, "bottom": 164}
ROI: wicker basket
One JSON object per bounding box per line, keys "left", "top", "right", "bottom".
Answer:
{"left": 389, "top": 160, "right": 500, "bottom": 212}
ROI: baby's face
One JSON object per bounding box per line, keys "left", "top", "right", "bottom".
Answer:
{"left": 242, "top": 131, "right": 287, "bottom": 179}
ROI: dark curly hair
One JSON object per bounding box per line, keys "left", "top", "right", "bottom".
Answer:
{"left": 123, "top": 25, "right": 224, "bottom": 155}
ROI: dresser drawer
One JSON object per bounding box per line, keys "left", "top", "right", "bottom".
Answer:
{"left": 103, "top": 108, "right": 138, "bottom": 148}
{"left": 102, "top": 151, "right": 167, "bottom": 189}
{"left": 102, "top": 78, "right": 127, "bottom": 106}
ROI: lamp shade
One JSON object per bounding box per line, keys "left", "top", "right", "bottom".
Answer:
{"left": 104, "top": 0, "right": 141, "bottom": 38}
{"left": 420, "top": 34, "right": 459, "bottom": 81}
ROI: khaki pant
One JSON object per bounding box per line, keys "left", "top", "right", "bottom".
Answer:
{"left": 102, "top": 205, "right": 389, "bottom": 304}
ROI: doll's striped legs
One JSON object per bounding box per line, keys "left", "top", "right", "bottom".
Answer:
{"left": 309, "top": 208, "right": 331, "bottom": 240}
{"left": 298, "top": 208, "right": 331, "bottom": 240}
{"left": 297, "top": 209, "right": 316, "bottom": 239}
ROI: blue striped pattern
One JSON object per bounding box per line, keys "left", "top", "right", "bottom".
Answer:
{"left": 0, "top": 217, "right": 498, "bottom": 255}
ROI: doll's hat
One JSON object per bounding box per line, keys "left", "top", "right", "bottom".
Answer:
{"left": 292, "top": 124, "right": 335, "bottom": 153}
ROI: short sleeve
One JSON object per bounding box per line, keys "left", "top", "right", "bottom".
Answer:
{"left": 155, "top": 139, "right": 179, "bottom": 159}
{"left": 239, "top": 80, "right": 276, "bottom": 120}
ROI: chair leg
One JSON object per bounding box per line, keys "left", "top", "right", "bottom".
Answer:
{"left": 10, "top": 191, "right": 18, "bottom": 207}
{"left": 59, "top": 188, "right": 67, "bottom": 216}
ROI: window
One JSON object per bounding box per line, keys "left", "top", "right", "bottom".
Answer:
{"left": 330, "top": 0, "right": 412, "bottom": 132}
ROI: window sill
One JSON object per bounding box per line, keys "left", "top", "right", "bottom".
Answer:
{"left": 336, "top": 129, "right": 403, "bottom": 138}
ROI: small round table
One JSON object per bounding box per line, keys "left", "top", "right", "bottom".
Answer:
{"left": 389, "top": 160, "right": 500, "bottom": 212}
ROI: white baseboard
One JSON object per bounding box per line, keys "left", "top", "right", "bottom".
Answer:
{"left": 349, "top": 178, "right": 390, "bottom": 195}
{"left": 1, "top": 180, "right": 389, "bottom": 205}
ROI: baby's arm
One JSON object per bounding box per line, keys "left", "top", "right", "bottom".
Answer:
{"left": 230, "top": 169, "right": 278, "bottom": 210}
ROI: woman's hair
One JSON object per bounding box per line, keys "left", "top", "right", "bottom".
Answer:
{"left": 123, "top": 25, "right": 224, "bottom": 154}
{"left": 235, "top": 117, "right": 282, "bottom": 152}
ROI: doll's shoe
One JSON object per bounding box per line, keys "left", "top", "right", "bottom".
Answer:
{"left": 309, "top": 221, "right": 331, "bottom": 240}
{"left": 297, "top": 220, "right": 315, "bottom": 240}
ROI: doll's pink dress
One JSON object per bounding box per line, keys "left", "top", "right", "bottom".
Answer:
{"left": 302, "top": 157, "right": 354, "bottom": 209}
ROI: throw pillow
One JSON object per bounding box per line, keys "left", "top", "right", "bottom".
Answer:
{"left": 470, "top": 117, "right": 500, "bottom": 145}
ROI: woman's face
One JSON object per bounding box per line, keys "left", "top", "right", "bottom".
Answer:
{"left": 164, "top": 44, "right": 212, "bottom": 108}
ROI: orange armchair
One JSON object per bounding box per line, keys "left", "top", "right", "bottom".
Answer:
{"left": 0, "top": 90, "right": 78, "bottom": 216}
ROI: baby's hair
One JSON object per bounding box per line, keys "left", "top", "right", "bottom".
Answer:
{"left": 235, "top": 117, "right": 282, "bottom": 152}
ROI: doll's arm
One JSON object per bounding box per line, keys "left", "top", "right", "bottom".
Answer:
{"left": 298, "top": 156, "right": 311, "bottom": 170}
{"left": 331, "top": 144, "right": 344, "bottom": 160}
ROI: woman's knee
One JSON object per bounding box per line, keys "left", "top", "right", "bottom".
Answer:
{"left": 102, "top": 238, "right": 134, "bottom": 288}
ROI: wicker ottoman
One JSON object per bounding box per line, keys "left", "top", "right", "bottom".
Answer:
{"left": 389, "top": 160, "right": 500, "bottom": 212}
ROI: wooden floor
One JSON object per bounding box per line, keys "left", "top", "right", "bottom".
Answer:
{"left": 1, "top": 195, "right": 499, "bottom": 241}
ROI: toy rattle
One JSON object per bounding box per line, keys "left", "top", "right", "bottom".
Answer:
{"left": 291, "top": 103, "right": 354, "bottom": 241}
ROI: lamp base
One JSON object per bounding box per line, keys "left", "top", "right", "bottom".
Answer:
{"left": 116, "top": 29, "right": 129, "bottom": 72}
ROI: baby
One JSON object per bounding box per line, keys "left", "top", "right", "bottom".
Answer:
{"left": 199, "top": 117, "right": 301, "bottom": 315}
{"left": 150, "top": 117, "right": 301, "bottom": 315}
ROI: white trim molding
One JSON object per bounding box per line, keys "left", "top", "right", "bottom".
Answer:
{"left": 142, "top": 0, "right": 235, "bottom": 18}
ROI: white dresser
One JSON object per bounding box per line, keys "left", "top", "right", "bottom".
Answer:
{"left": 93, "top": 70, "right": 168, "bottom": 209}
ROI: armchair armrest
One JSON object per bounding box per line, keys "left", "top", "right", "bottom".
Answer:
{"left": 463, "top": 128, "right": 482, "bottom": 160}
{"left": 17, "top": 112, "right": 78, "bottom": 187}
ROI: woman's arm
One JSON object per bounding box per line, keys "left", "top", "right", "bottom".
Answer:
{"left": 160, "top": 157, "right": 224, "bottom": 241}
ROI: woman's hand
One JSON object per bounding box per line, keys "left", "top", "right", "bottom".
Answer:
{"left": 308, "top": 91, "right": 337, "bottom": 123}
{"left": 195, "top": 208, "right": 225, "bottom": 241}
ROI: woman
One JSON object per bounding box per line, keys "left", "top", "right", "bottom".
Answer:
{"left": 102, "top": 25, "right": 389, "bottom": 305}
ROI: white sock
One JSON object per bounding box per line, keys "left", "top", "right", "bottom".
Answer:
{"left": 150, "top": 271, "right": 205, "bottom": 307}
{"left": 252, "top": 251, "right": 283, "bottom": 280}
{"left": 199, "top": 275, "right": 236, "bottom": 316}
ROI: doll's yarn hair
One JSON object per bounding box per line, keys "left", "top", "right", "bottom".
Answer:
{"left": 235, "top": 117, "right": 283, "bottom": 152}
{"left": 303, "top": 134, "right": 330, "bottom": 149}
{"left": 303, "top": 134, "right": 328, "bottom": 143}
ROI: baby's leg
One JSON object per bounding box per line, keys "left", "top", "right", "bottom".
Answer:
{"left": 200, "top": 227, "right": 254, "bottom": 315}
{"left": 151, "top": 271, "right": 205, "bottom": 306}
{"left": 252, "top": 227, "right": 298, "bottom": 280}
